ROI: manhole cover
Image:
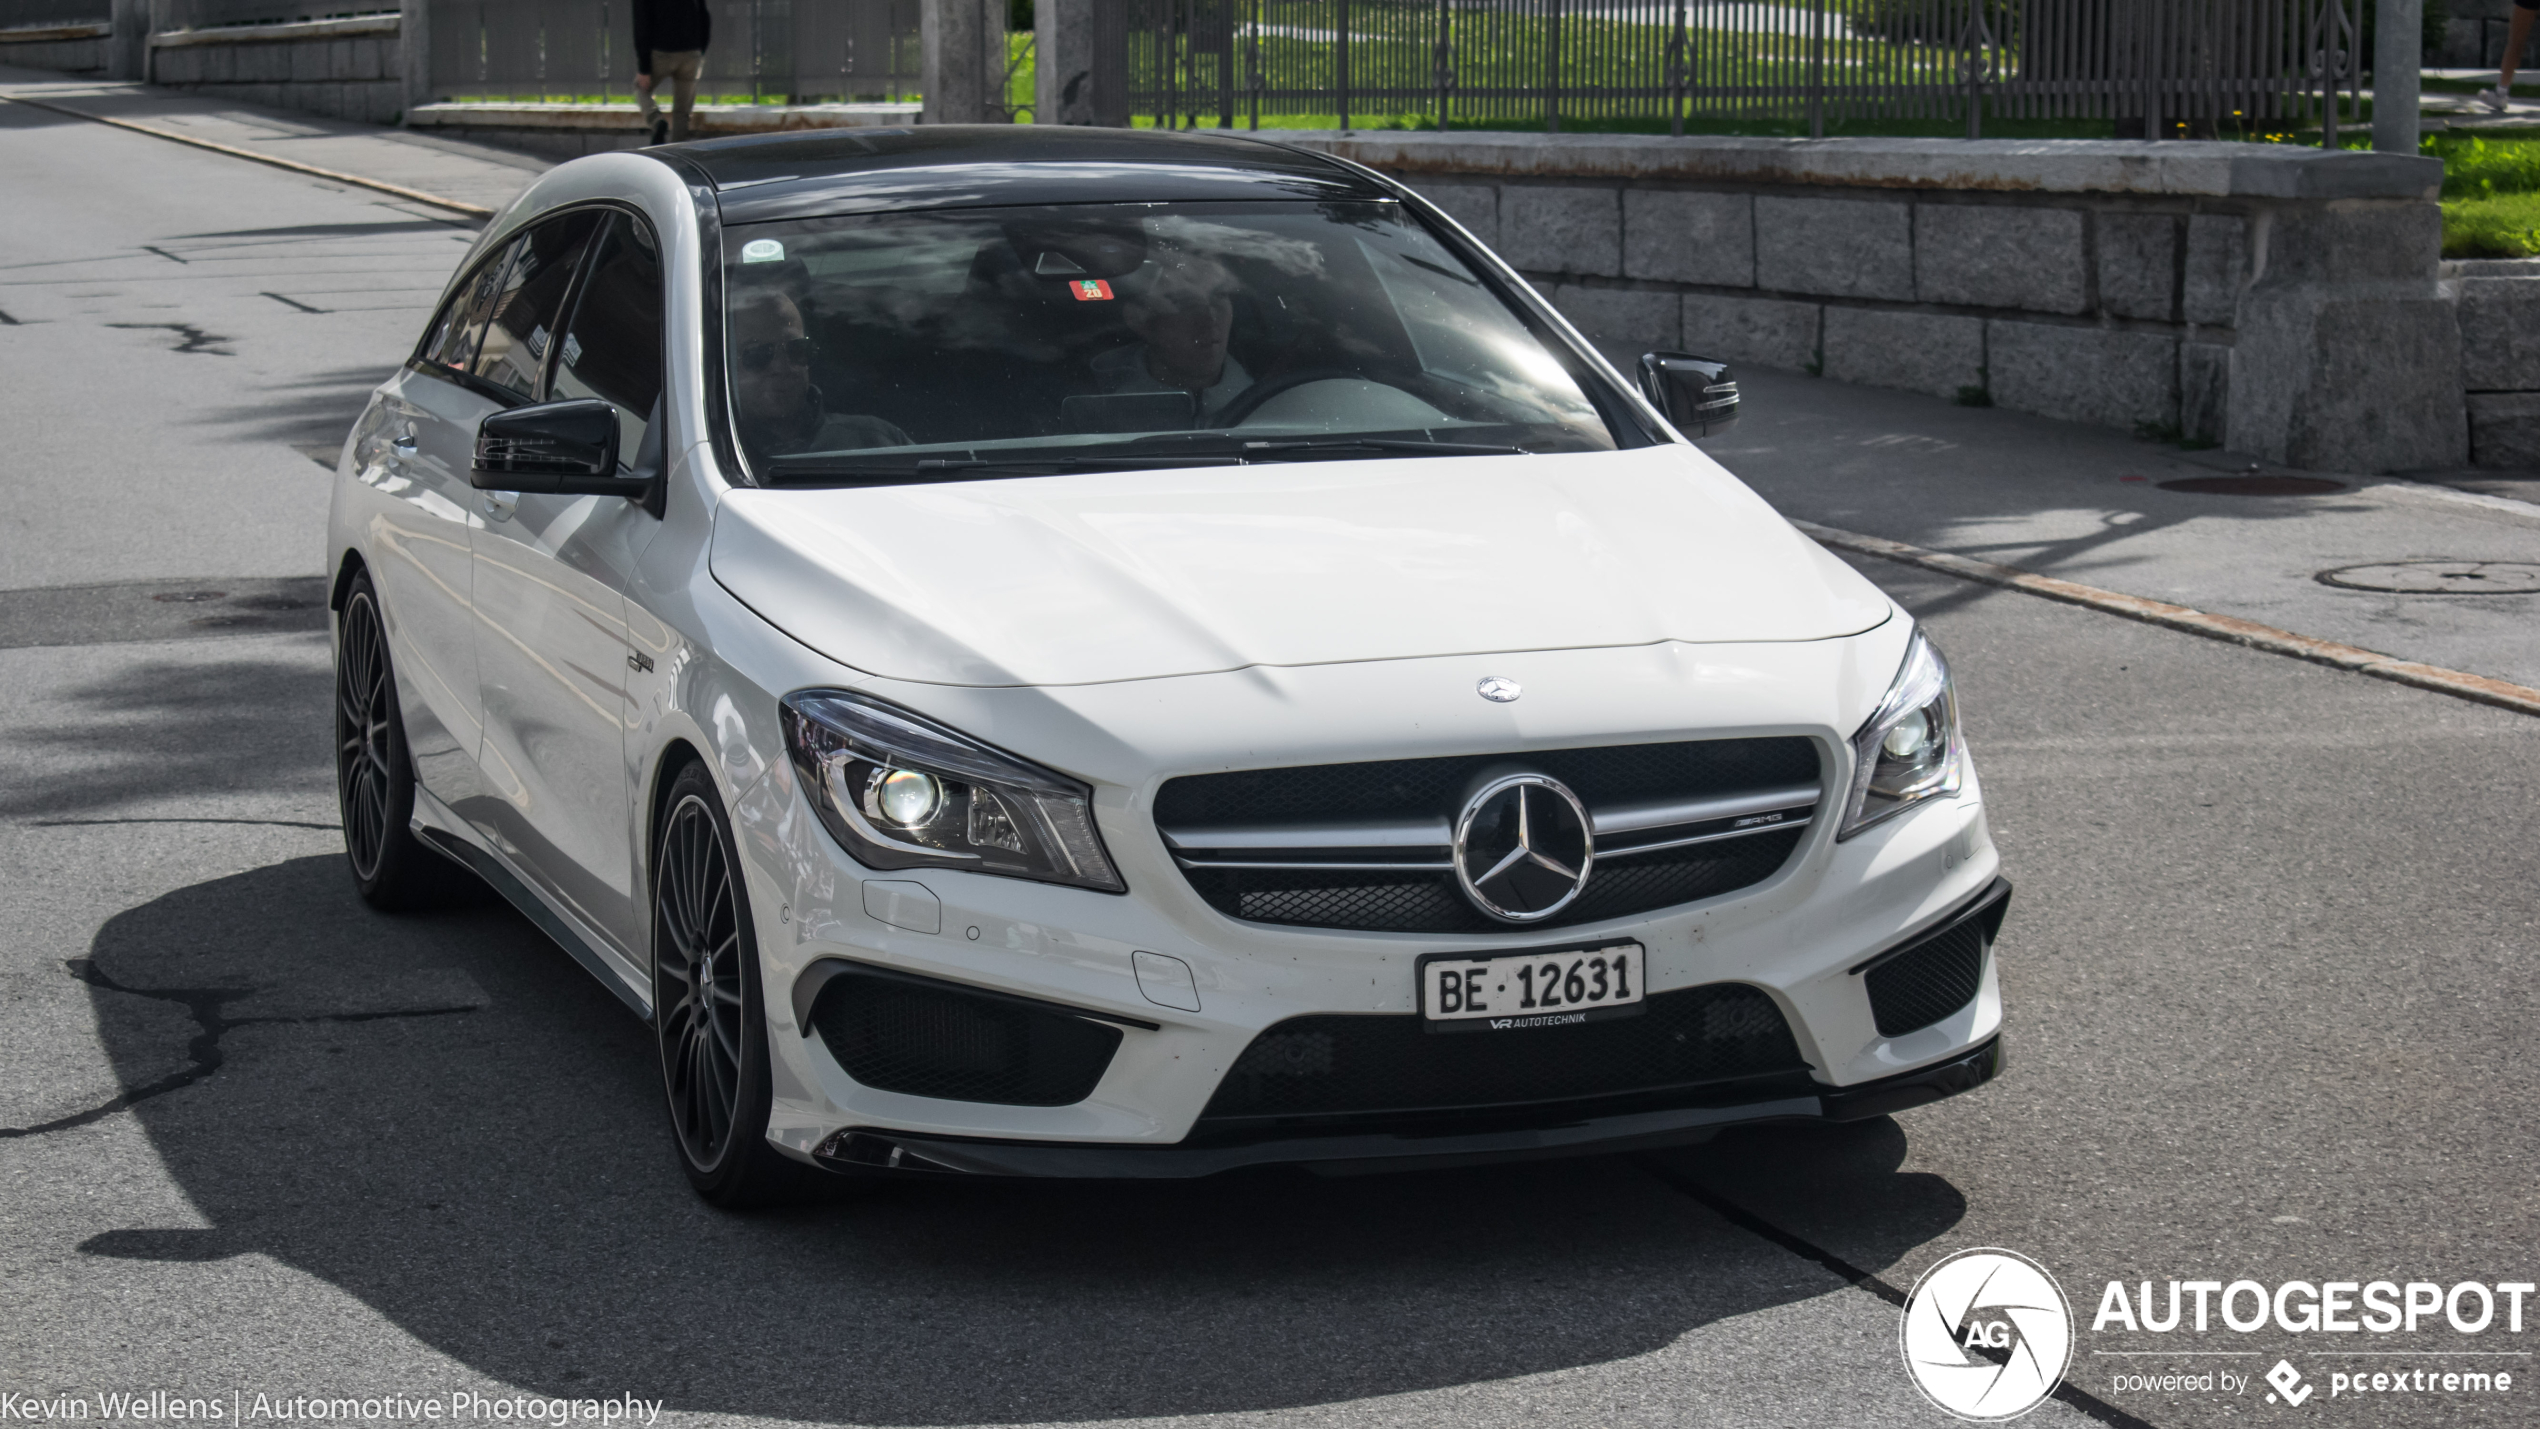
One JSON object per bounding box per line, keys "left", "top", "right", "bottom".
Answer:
{"left": 2317, "top": 561, "right": 2540, "bottom": 594}
{"left": 2157, "top": 475, "right": 2347, "bottom": 496}
{"left": 150, "top": 590, "right": 228, "bottom": 603}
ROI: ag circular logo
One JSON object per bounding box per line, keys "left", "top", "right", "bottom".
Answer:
{"left": 1899, "top": 1248, "right": 2072, "bottom": 1421}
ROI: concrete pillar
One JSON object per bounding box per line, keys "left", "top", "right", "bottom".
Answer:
{"left": 2226, "top": 200, "right": 2466, "bottom": 472}
{"left": 1036, "top": 0, "right": 1097, "bottom": 124}
{"left": 2375, "top": 0, "right": 2422, "bottom": 155}
{"left": 108, "top": 0, "right": 147, "bottom": 82}
{"left": 398, "top": 0, "right": 432, "bottom": 119}
{"left": 922, "top": 0, "right": 1002, "bottom": 124}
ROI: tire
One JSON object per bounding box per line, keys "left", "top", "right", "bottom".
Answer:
{"left": 652, "top": 761, "right": 817, "bottom": 1207}
{"left": 334, "top": 573, "right": 468, "bottom": 911}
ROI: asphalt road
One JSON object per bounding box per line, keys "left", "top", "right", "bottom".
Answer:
{"left": 3, "top": 87, "right": 2536, "bottom": 1429}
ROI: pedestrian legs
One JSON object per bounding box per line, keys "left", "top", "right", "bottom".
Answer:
{"left": 638, "top": 49, "right": 705, "bottom": 141}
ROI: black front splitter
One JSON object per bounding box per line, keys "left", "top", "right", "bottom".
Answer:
{"left": 813, "top": 1036, "right": 2003, "bottom": 1180}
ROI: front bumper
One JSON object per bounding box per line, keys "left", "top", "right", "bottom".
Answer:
{"left": 810, "top": 1035, "right": 2003, "bottom": 1179}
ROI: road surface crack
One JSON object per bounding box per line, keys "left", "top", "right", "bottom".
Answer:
{"left": 107, "top": 322, "right": 232, "bottom": 356}
{"left": 0, "top": 957, "right": 478, "bottom": 1140}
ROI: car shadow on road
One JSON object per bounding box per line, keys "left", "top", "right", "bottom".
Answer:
{"left": 70, "top": 854, "right": 1972, "bottom": 1422}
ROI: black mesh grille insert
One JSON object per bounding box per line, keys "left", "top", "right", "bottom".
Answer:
{"left": 808, "top": 969, "right": 1122, "bottom": 1107}
{"left": 1159, "top": 738, "right": 1820, "bottom": 934}
{"left": 1196, "top": 982, "right": 1808, "bottom": 1134}
{"left": 1180, "top": 828, "right": 1807, "bottom": 933}
{"left": 1863, "top": 921, "right": 1986, "bottom": 1037}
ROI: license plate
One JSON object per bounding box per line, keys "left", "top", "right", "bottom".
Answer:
{"left": 1418, "top": 942, "right": 1644, "bottom": 1033}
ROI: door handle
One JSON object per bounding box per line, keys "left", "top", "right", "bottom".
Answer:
{"left": 480, "top": 489, "right": 518, "bottom": 522}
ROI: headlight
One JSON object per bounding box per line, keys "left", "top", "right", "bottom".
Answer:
{"left": 779, "top": 690, "right": 1125, "bottom": 893}
{"left": 1837, "top": 631, "right": 1963, "bottom": 840}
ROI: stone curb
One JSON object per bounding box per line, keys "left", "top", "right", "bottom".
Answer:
{"left": 1792, "top": 519, "right": 2540, "bottom": 719}
{"left": 149, "top": 15, "right": 399, "bottom": 48}
{"left": 0, "top": 92, "right": 495, "bottom": 220}
{"left": 0, "top": 23, "right": 108, "bottom": 44}
{"left": 406, "top": 100, "right": 919, "bottom": 136}
{"left": 1254, "top": 130, "right": 2445, "bottom": 200}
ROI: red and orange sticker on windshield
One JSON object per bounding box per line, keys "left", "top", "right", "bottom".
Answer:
{"left": 1068, "top": 278, "right": 1115, "bottom": 302}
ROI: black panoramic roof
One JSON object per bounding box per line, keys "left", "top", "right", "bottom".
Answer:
{"left": 657, "top": 125, "right": 1392, "bottom": 224}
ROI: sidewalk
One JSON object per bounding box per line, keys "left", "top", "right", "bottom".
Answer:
{"left": 1702, "top": 368, "right": 2540, "bottom": 691}
{"left": 0, "top": 65, "right": 546, "bottom": 218}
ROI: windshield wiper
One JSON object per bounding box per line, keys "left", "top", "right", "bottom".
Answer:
{"left": 766, "top": 452, "right": 1246, "bottom": 485}
{"left": 1235, "top": 438, "right": 1530, "bottom": 460}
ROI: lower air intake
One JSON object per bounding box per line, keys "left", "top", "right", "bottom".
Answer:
{"left": 807, "top": 968, "right": 1122, "bottom": 1107}
{"left": 1195, "top": 981, "right": 1808, "bottom": 1136}
{"left": 1863, "top": 920, "right": 1988, "bottom": 1037}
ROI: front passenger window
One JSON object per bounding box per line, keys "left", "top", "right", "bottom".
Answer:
{"left": 421, "top": 245, "right": 514, "bottom": 375}
{"left": 550, "top": 212, "right": 665, "bottom": 466}
{"left": 472, "top": 210, "right": 602, "bottom": 401}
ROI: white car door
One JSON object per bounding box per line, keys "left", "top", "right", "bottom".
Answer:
{"left": 366, "top": 241, "right": 522, "bottom": 808}
{"left": 468, "top": 209, "right": 664, "bottom": 961}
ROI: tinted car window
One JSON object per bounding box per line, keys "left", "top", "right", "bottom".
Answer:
{"left": 472, "top": 210, "right": 602, "bottom": 401}
{"left": 717, "top": 200, "right": 1622, "bottom": 484}
{"left": 550, "top": 212, "right": 664, "bottom": 465}
{"left": 420, "top": 243, "right": 515, "bottom": 375}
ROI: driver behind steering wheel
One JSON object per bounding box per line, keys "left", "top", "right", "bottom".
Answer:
{"left": 1091, "top": 252, "right": 1252, "bottom": 423}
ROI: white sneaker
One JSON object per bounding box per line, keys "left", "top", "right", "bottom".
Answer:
{"left": 2480, "top": 85, "right": 2513, "bottom": 113}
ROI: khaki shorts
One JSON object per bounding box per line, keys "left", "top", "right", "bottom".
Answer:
{"left": 640, "top": 49, "right": 704, "bottom": 139}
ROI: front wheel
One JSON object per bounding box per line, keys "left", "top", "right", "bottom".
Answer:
{"left": 334, "top": 572, "right": 465, "bottom": 910}
{"left": 652, "top": 761, "right": 814, "bottom": 1207}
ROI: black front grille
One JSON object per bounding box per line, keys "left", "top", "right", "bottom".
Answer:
{"left": 1158, "top": 738, "right": 1820, "bottom": 934}
{"left": 1156, "top": 738, "right": 1820, "bottom": 827}
{"left": 1863, "top": 921, "right": 1987, "bottom": 1037}
{"left": 1195, "top": 981, "right": 1809, "bottom": 1136}
{"left": 807, "top": 968, "right": 1122, "bottom": 1106}
{"left": 1180, "top": 827, "right": 1807, "bottom": 933}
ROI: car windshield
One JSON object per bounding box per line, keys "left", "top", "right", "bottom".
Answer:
{"left": 717, "top": 199, "right": 1625, "bottom": 484}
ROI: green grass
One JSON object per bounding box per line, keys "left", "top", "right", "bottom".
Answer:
{"left": 2429, "top": 131, "right": 2540, "bottom": 257}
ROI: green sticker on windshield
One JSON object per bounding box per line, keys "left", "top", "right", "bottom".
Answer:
{"left": 740, "top": 239, "right": 785, "bottom": 263}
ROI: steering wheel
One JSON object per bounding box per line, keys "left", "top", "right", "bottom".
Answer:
{"left": 1210, "top": 366, "right": 1381, "bottom": 428}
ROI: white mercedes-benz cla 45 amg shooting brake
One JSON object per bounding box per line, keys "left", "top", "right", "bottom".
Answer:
{"left": 327, "top": 127, "right": 2008, "bottom": 1205}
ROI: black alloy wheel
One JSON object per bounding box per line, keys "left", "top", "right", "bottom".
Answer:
{"left": 334, "top": 573, "right": 462, "bottom": 910}
{"left": 652, "top": 761, "right": 811, "bottom": 1206}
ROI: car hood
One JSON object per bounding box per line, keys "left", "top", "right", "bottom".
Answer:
{"left": 709, "top": 445, "right": 1892, "bottom": 688}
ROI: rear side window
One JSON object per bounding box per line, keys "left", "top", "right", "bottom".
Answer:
{"left": 471, "top": 210, "right": 602, "bottom": 400}
{"left": 550, "top": 212, "right": 665, "bottom": 464}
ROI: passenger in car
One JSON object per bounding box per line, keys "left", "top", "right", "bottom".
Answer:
{"left": 1092, "top": 254, "right": 1253, "bottom": 420}
{"left": 728, "top": 288, "right": 911, "bottom": 461}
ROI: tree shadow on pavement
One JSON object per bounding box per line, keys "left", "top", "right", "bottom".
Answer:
{"left": 198, "top": 364, "right": 402, "bottom": 452}
{"left": 71, "top": 855, "right": 1972, "bottom": 1423}
{"left": 0, "top": 641, "right": 332, "bottom": 820}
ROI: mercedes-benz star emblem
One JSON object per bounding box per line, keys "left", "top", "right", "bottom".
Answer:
{"left": 1476, "top": 676, "right": 1521, "bottom": 703}
{"left": 1453, "top": 773, "right": 1595, "bottom": 922}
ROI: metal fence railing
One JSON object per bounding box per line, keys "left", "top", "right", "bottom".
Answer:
{"left": 1102, "top": 0, "right": 2371, "bottom": 143}
{"left": 424, "top": 0, "right": 922, "bottom": 104}
{"left": 0, "top": 0, "right": 107, "bottom": 28}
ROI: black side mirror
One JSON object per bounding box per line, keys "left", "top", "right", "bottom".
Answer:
{"left": 1638, "top": 352, "right": 1740, "bottom": 436}
{"left": 472, "top": 399, "right": 633, "bottom": 495}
